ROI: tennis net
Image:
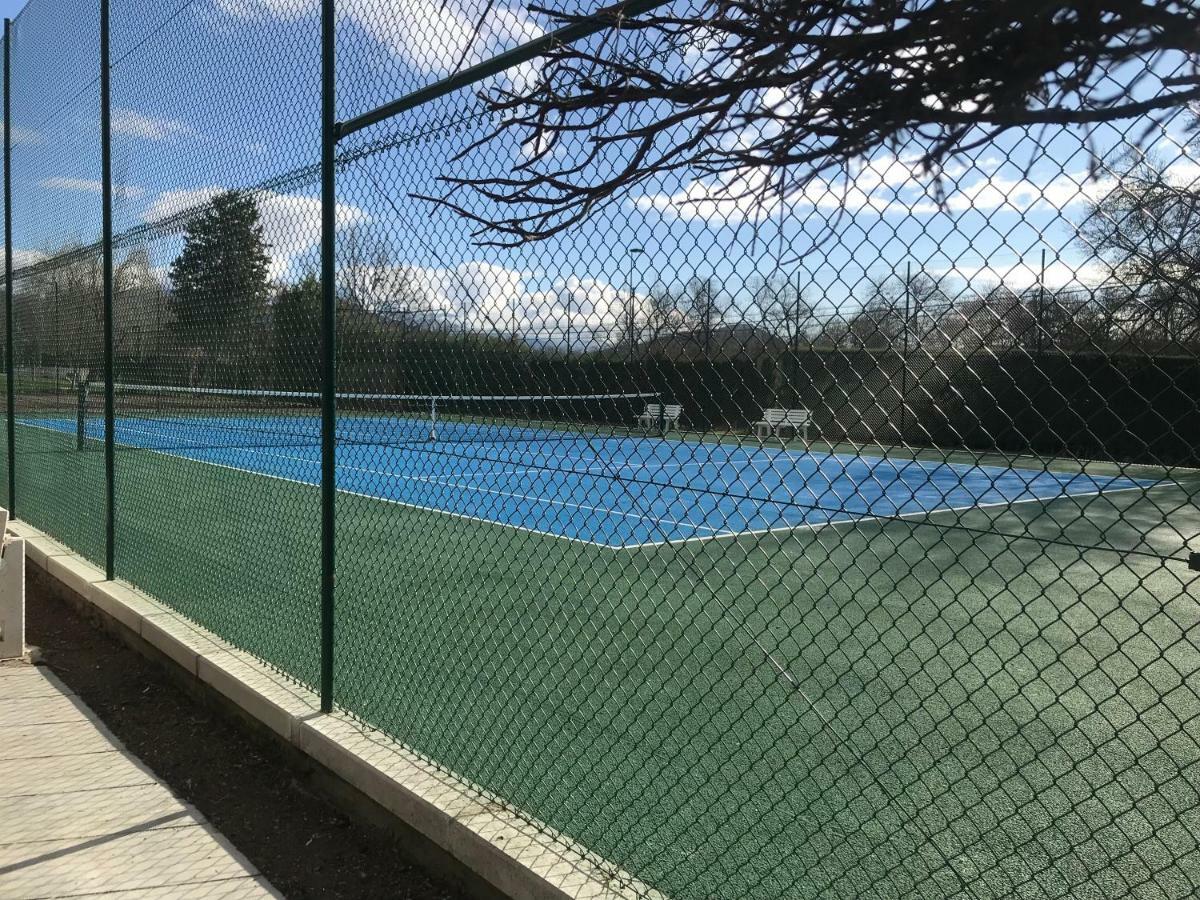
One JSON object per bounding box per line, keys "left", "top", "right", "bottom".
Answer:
{"left": 74, "top": 383, "right": 664, "bottom": 451}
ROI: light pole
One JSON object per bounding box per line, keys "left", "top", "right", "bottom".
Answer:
{"left": 627, "top": 247, "right": 643, "bottom": 363}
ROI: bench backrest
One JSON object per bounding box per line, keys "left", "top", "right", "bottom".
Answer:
{"left": 643, "top": 403, "right": 683, "bottom": 419}
{"left": 762, "top": 408, "right": 810, "bottom": 425}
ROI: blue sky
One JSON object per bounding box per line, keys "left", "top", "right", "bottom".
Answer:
{"left": 6, "top": 0, "right": 1199, "bottom": 342}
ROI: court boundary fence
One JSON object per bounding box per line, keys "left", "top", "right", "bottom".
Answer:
{"left": 0, "top": 0, "right": 669, "bottom": 715}
{"left": 15, "top": 516, "right": 664, "bottom": 900}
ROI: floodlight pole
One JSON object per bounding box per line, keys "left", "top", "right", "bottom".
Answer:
{"left": 627, "top": 247, "right": 642, "bottom": 364}
{"left": 3, "top": 18, "right": 13, "bottom": 516}
{"left": 100, "top": 0, "right": 115, "bottom": 579}
{"left": 319, "top": 0, "right": 337, "bottom": 713}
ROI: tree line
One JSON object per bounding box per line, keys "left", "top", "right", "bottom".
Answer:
{"left": 9, "top": 143, "right": 1200, "bottom": 396}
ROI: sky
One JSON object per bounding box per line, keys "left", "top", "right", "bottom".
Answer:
{"left": 5, "top": 0, "right": 1198, "bottom": 344}
{"left": 0, "top": 0, "right": 26, "bottom": 20}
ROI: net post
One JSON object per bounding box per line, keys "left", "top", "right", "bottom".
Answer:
{"left": 429, "top": 396, "right": 437, "bottom": 441}
{"left": 3, "top": 18, "right": 12, "bottom": 516}
{"left": 100, "top": 0, "right": 115, "bottom": 580}
{"left": 318, "top": 0, "right": 337, "bottom": 715}
{"left": 657, "top": 392, "right": 665, "bottom": 437}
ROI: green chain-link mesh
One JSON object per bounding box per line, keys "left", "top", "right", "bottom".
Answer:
{"left": 4, "top": 2, "right": 1199, "bottom": 898}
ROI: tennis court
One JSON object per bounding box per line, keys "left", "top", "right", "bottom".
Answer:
{"left": 10, "top": 389, "right": 1198, "bottom": 900}
{"left": 24, "top": 387, "right": 1152, "bottom": 549}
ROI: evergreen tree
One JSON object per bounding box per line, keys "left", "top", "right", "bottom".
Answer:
{"left": 169, "top": 191, "right": 271, "bottom": 383}
{"left": 271, "top": 274, "right": 321, "bottom": 388}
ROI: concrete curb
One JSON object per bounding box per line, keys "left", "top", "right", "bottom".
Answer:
{"left": 8, "top": 518, "right": 663, "bottom": 900}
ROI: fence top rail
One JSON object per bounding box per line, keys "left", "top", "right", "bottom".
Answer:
{"left": 336, "top": 0, "right": 671, "bottom": 139}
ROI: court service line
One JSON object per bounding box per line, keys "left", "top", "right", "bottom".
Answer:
{"left": 181, "top": 436, "right": 735, "bottom": 540}
{"left": 615, "top": 481, "right": 1158, "bottom": 550}
{"left": 227, "top": 440, "right": 731, "bottom": 538}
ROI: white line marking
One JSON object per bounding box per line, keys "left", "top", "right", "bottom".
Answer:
{"left": 614, "top": 481, "right": 1160, "bottom": 550}
{"left": 19, "top": 419, "right": 1162, "bottom": 553}
{"left": 20, "top": 419, "right": 717, "bottom": 548}
{"left": 208, "top": 440, "right": 729, "bottom": 538}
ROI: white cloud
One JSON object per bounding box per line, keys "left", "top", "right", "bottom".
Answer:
{"left": 3, "top": 125, "right": 42, "bottom": 146}
{"left": 10, "top": 248, "right": 46, "bottom": 269}
{"left": 111, "top": 107, "right": 194, "bottom": 142}
{"left": 214, "top": 0, "right": 303, "bottom": 20}
{"left": 934, "top": 258, "right": 1113, "bottom": 292}
{"left": 40, "top": 176, "right": 146, "bottom": 200}
{"left": 144, "top": 185, "right": 368, "bottom": 279}
{"left": 631, "top": 153, "right": 1200, "bottom": 224}
{"left": 212, "top": 0, "right": 543, "bottom": 81}
{"left": 353, "top": 260, "right": 639, "bottom": 347}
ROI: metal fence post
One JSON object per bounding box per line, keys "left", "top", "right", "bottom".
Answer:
{"left": 901, "top": 261, "right": 911, "bottom": 443}
{"left": 100, "top": 0, "right": 114, "bottom": 580}
{"left": 3, "top": 18, "right": 13, "bottom": 517}
{"left": 319, "top": 0, "right": 336, "bottom": 713}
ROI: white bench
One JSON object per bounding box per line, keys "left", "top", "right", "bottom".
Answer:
{"left": 755, "top": 408, "right": 810, "bottom": 442}
{"left": 637, "top": 402, "right": 682, "bottom": 434}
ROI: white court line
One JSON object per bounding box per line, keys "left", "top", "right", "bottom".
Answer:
{"left": 614, "top": 481, "right": 1160, "bottom": 550}
{"left": 20, "top": 418, "right": 1162, "bottom": 553}
{"left": 211, "top": 440, "right": 730, "bottom": 538}
{"left": 24, "top": 419, "right": 721, "bottom": 548}
{"left": 20, "top": 419, "right": 630, "bottom": 550}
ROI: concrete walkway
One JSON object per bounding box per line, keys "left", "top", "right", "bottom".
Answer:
{"left": 0, "top": 660, "right": 281, "bottom": 900}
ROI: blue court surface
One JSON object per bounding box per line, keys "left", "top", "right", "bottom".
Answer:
{"left": 30, "top": 413, "right": 1152, "bottom": 549}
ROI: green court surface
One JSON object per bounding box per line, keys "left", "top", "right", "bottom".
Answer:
{"left": 11, "top": 422, "right": 1200, "bottom": 899}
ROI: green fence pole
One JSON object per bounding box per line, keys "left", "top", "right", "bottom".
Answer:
{"left": 3, "top": 19, "right": 13, "bottom": 517}
{"left": 76, "top": 379, "right": 87, "bottom": 451}
{"left": 319, "top": 0, "right": 337, "bottom": 713}
{"left": 901, "top": 261, "right": 910, "bottom": 444}
{"left": 100, "top": 0, "right": 114, "bottom": 580}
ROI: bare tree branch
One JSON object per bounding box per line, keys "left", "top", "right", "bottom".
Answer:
{"left": 425, "top": 0, "right": 1200, "bottom": 245}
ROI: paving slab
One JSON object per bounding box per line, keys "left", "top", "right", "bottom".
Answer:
{"left": 0, "top": 662, "right": 282, "bottom": 900}
{"left": 0, "top": 784, "right": 188, "bottom": 843}
{"left": 0, "top": 691, "right": 91, "bottom": 729}
{"left": 63, "top": 877, "right": 279, "bottom": 899}
{"left": 0, "top": 750, "right": 156, "bottom": 799}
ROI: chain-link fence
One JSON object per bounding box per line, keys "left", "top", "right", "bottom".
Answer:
{"left": 4, "top": 2, "right": 1200, "bottom": 898}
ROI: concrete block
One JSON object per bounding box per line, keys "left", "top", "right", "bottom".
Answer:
{"left": 24, "top": 534, "right": 72, "bottom": 569}
{"left": 88, "top": 580, "right": 163, "bottom": 634}
{"left": 196, "top": 651, "right": 311, "bottom": 740}
{"left": 448, "top": 808, "right": 571, "bottom": 900}
{"left": 5, "top": 520, "right": 38, "bottom": 540}
{"left": 0, "top": 533, "right": 24, "bottom": 660}
{"left": 46, "top": 553, "right": 107, "bottom": 599}
{"left": 296, "top": 716, "right": 454, "bottom": 848}
{"left": 140, "top": 613, "right": 225, "bottom": 677}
